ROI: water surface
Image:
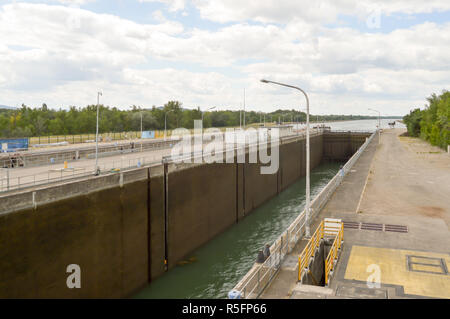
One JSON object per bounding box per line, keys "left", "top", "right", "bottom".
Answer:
{"left": 134, "top": 162, "right": 341, "bottom": 299}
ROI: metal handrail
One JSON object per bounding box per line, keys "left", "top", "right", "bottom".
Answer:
{"left": 325, "top": 222, "right": 344, "bottom": 286}
{"left": 298, "top": 219, "right": 344, "bottom": 283}
{"left": 298, "top": 221, "right": 324, "bottom": 281}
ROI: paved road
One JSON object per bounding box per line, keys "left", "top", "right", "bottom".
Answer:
{"left": 261, "top": 128, "right": 450, "bottom": 299}
{"left": 360, "top": 128, "right": 450, "bottom": 228}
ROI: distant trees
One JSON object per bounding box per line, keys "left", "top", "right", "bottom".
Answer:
{"left": 0, "top": 100, "right": 384, "bottom": 138}
{"left": 403, "top": 90, "right": 450, "bottom": 149}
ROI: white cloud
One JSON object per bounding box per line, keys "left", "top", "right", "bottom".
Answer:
{"left": 0, "top": 1, "right": 449, "bottom": 117}
{"left": 191, "top": 0, "right": 450, "bottom": 24}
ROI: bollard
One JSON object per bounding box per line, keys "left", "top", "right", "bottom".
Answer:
{"left": 256, "top": 250, "right": 265, "bottom": 263}
{"left": 263, "top": 244, "right": 271, "bottom": 260}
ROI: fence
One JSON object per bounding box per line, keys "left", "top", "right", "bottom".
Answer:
{"left": 20, "top": 124, "right": 325, "bottom": 148}
{"left": 298, "top": 221, "right": 324, "bottom": 282}
{"left": 297, "top": 219, "right": 343, "bottom": 284}
{"left": 0, "top": 152, "right": 166, "bottom": 193}
{"left": 29, "top": 131, "right": 149, "bottom": 146}
{"left": 230, "top": 130, "right": 377, "bottom": 299}
{"left": 324, "top": 221, "right": 344, "bottom": 286}
{"left": 0, "top": 129, "right": 372, "bottom": 196}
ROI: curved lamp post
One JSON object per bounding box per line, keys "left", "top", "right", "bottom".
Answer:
{"left": 260, "top": 79, "right": 312, "bottom": 237}
{"left": 95, "top": 91, "right": 102, "bottom": 175}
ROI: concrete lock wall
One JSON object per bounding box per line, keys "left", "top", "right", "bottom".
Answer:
{"left": 323, "top": 132, "right": 368, "bottom": 161}
{"left": 166, "top": 162, "right": 238, "bottom": 268}
{"left": 0, "top": 132, "right": 368, "bottom": 298}
{"left": 0, "top": 169, "right": 149, "bottom": 298}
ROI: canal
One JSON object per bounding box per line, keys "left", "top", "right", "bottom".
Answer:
{"left": 134, "top": 161, "right": 341, "bottom": 299}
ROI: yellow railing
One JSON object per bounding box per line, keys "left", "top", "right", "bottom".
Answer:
{"left": 297, "top": 219, "right": 344, "bottom": 285}
{"left": 325, "top": 222, "right": 344, "bottom": 286}
{"left": 298, "top": 221, "right": 324, "bottom": 281}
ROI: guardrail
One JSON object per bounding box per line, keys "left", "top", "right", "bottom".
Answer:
{"left": 297, "top": 219, "right": 343, "bottom": 284}
{"left": 298, "top": 221, "right": 324, "bottom": 282}
{"left": 230, "top": 130, "right": 377, "bottom": 299}
{"left": 0, "top": 128, "right": 323, "bottom": 194}
{"left": 0, "top": 129, "right": 373, "bottom": 197}
{"left": 0, "top": 153, "right": 165, "bottom": 193}
{"left": 325, "top": 220, "right": 344, "bottom": 286}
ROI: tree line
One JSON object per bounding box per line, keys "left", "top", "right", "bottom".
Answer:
{"left": 0, "top": 100, "right": 382, "bottom": 138}
{"left": 403, "top": 90, "right": 449, "bottom": 150}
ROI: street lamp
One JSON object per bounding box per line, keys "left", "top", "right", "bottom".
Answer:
{"left": 164, "top": 110, "right": 173, "bottom": 141}
{"left": 243, "top": 89, "right": 246, "bottom": 129}
{"left": 140, "top": 111, "right": 144, "bottom": 152}
{"left": 368, "top": 108, "right": 381, "bottom": 144}
{"left": 95, "top": 91, "right": 102, "bottom": 175}
{"left": 261, "top": 79, "right": 312, "bottom": 237}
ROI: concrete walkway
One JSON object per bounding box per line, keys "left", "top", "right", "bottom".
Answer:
{"left": 261, "top": 129, "right": 450, "bottom": 299}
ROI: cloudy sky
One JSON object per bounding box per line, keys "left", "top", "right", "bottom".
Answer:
{"left": 0, "top": 0, "right": 449, "bottom": 115}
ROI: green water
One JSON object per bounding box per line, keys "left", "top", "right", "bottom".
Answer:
{"left": 134, "top": 162, "right": 341, "bottom": 299}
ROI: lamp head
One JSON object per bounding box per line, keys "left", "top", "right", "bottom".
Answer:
{"left": 260, "top": 79, "right": 269, "bottom": 83}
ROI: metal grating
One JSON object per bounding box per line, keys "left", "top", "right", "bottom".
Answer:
{"left": 385, "top": 224, "right": 408, "bottom": 233}
{"left": 343, "top": 221, "right": 408, "bottom": 233}
{"left": 343, "top": 221, "right": 360, "bottom": 229}
{"left": 361, "top": 222, "right": 383, "bottom": 231}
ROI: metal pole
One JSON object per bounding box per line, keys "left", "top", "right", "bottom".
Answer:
{"left": 239, "top": 107, "right": 242, "bottom": 129}
{"left": 243, "top": 89, "right": 246, "bottom": 129}
{"left": 140, "top": 111, "right": 143, "bottom": 152}
{"left": 261, "top": 79, "right": 311, "bottom": 237}
{"left": 95, "top": 91, "right": 102, "bottom": 175}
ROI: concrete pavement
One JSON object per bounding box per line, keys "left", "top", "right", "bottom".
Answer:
{"left": 260, "top": 128, "right": 450, "bottom": 299}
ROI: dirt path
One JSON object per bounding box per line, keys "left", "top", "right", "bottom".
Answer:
{"left": 359, "top": 128, "right": 450, "bottom": 229}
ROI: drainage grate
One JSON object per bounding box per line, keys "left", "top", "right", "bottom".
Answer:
{"left": 343, "top": 221, "right": 360, "bottom": 229}
{"left": 361, "top": 223, "right": 383, "bottom": 231}
{"left": 385, "top": 224, "right": 408, "bottom": 233}
{"left": 343, "top": 221, "right": 408, "bottom": 233}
